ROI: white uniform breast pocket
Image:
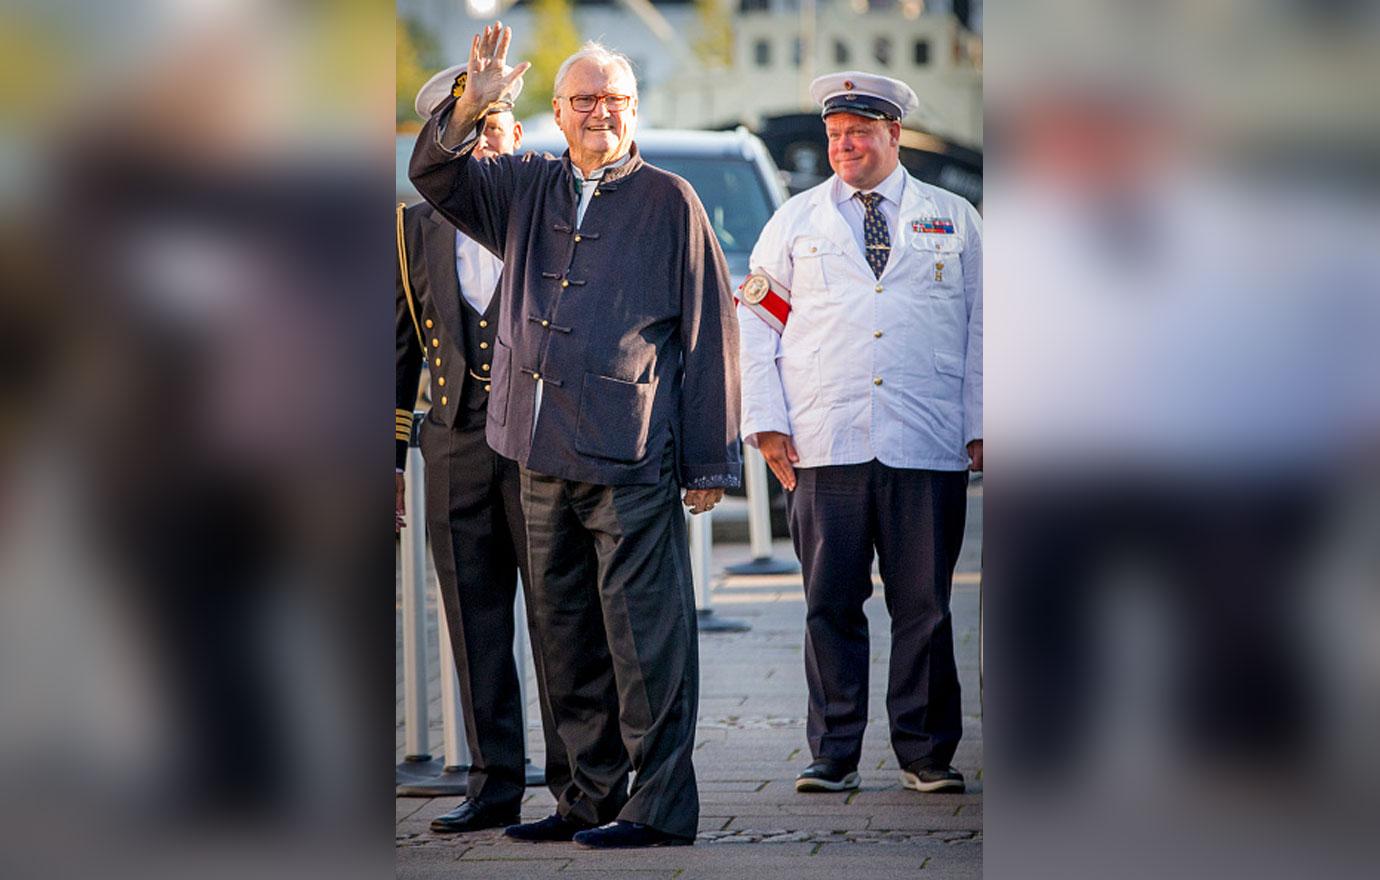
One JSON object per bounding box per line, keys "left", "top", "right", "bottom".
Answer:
{"left": 908, "top": 231, "right": 964, "bottom": 294}
{"left": 790, "top": 236, "right": 842, "bottom": 297}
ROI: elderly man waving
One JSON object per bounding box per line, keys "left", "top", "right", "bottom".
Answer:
{"left": 410, "top": 24, "right": 740, "bottom": 849}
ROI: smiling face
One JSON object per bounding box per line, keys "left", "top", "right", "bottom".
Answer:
{"left": 825, "top": 112, "right": 902, "bottom": 191}
{"left": 552, "top": 58, "right": 638, "bottom": 175}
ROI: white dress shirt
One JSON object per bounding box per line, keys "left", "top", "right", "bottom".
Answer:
{"left": 455, "top": 230, "right": 502, "bottom": 314}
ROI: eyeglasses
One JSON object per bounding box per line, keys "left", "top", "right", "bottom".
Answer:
{"left": 561, "top": 93, "right": 633, "bottom": 113}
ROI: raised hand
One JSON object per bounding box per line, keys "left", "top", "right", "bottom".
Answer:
{"left": 458, "top": 22, "right": 531, "bottom": 117}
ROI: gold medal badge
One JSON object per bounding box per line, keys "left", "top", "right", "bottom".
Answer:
{"left": 742, "top": 273, "right": 770, "bottom": 305}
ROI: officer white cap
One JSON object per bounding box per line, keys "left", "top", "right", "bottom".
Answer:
{"left": 414, "top": 63, "right": 525, "bottom": 120}
{"left": 809, "top": 70, "right": 919, "bottom": 122}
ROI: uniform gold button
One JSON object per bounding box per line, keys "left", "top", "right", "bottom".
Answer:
{"left": 440, "top": 395, "right": 448, "bottom": 405}
{"left": 574, "top": 234, "right": 582, "bottom": 242}
{"left": 480, "top": 341, "right": 489, "bottom": 349}
{"left": 434, "top": 357, "right": 441, "bottom": 367}
{"left": 560, "top": 279, "right": 569, "bottom": 288}
{"left": 594, "top": 190, "right": 602, "bottom": 197}
{"left": 809, "top": 246, "right": 817, "bottom": 253}
{"left": 484, "top": 384, "right": 491, "bottom": 392}
{"left": 482, "top": 363, "right": 490, "bottom": 371}
{"left": 874, "top": 284, "right": 883, "bottom": 293}
{"left": 431, "top": 337, "right": 440, "bottom": 347}
{"left": 532, "top": 372, "right": 541, "bottom": 380}
{"left": 874, "top": 330, "right": 883, "bottom": 338}
{"left": 873, "top": 377, "right": 883, "bottom": 386}
{"left": 479, "top": 320, "right": 488, "bottom": 328}
{"left": 437, "top": 376, "right": 445, "bottom": 386}
{"left": 425, "top": 319, "right": 434, "bottom": 329}
{"left": 541, "top": 319, "right": 550, "bottom": 328}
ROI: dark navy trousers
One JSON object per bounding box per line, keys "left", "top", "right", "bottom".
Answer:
{"left": 518, "top": 448, "right": 700, "bottom": 840}
{"left": 788, "top": 460, "right": 968, "bottom": 770}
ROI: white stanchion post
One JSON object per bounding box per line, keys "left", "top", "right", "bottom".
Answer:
{"left": 514, "top": 575, "right": 544, "bottom": 786}
{"left": 689, "top": 504, "right": 750, "bottom": 633}
{"left": 400, "top": 445, "right": 430, "bottom": 761}
{"left": 723, "top": 446, "right": 800, "bottom": 576}
{"left": 690, "top": 508, "right": 714, "bottom": 612}
{"left": 396, "top": 417, "right": 466, "bottom": 795}
{"left": 436, "top": 581, "right": 472, "bottom": 772}
{"left": 514, "top": 578, "right": 529, "bottom": 729}
{"left": 745, "top": 446, "right": 773, "bottom": 560}
{"left": 397, "top": 414, "right": 545, "bottom": 793}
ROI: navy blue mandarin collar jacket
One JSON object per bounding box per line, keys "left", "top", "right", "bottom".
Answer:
{"left": 409, "top": 96, "right": 741, "bottom": 489}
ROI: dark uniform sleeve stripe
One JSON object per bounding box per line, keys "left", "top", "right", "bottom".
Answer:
{"left": 395, "top": 408, "right": 415, "bottom": 444}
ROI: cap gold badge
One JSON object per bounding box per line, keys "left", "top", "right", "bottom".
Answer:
{"left": 742, "top": 274, "right": 770, "bottom": 305}
{"left": 451, "top": 71, "right": 467, "bottom": 99}
{"left": 843, "top": 80, "right": 855, "bottom": 90}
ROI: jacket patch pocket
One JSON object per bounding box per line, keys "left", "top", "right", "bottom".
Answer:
{"left": 574, "top": 372, "right": 655, "bottom": 463}
{"left": 934, "top": 350, "right": 965, "bottom": 380}
{"left": 790, "top": 236, "right": 838, "bottom": 295}
{"left": 489, "top": 339, "right": 512, "bottom": 426}
{"left": 909, "top": 231, "right": 965, "bottom": 254}
{"left": 911, "top": 232, "right": 964, "bottom": 294}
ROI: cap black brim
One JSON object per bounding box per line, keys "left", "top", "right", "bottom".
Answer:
{"left": 821, "top": 95, "right": 902, "bottom": 121}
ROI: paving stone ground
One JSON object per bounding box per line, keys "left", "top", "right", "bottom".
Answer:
{"left": 397, "top": 482, "right": 983, "bottom": 878}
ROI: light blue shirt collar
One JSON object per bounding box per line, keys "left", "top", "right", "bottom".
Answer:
{"left": 833, "top": 161, "right": 907, "bottom": 208}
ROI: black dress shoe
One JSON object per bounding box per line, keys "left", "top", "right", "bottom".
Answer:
{"left": 901, "top": 762, "right": 966, "bottom": 793}
{"left": 794, "top": 759, "right": 861, "bottom": 792}
{"left": 572, "top": 820, "right": 694, "bottom": 849}
{"left": 429, "top": 799, "right": 521, "bottom": 833}
{"left": 502, "top": 812, "right": 593, "bottom": 842}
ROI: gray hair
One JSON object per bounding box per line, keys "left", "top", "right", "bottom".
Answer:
{"left": 554, "top": 41, "right": 638, "bottom": 99}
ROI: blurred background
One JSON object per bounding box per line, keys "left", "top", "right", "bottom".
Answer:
{"left": 982, "top": 2, "right": 1380, "bottom": 879}
{"left": 1, "top": 2, "right": 393, "bottom": 879}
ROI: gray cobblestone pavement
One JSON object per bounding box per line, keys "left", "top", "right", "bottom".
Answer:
{"left": 397, "top": 483, "right": 983, "bottom": 878}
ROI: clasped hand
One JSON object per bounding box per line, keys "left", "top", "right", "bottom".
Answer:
{"left": 683, "top": 488, "right": 723, "bottom": 515}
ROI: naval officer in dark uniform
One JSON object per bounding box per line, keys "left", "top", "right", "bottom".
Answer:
{"left": 396, "top": 64, "right": 569, "bottom": 834}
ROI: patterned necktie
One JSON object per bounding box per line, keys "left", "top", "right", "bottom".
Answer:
{"left": 857, "top": 191, "right": 890, "bottom": 279}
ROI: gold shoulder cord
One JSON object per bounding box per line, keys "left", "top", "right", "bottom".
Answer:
{"left": 396, "top": 201, "right": 425, "bottom": 351}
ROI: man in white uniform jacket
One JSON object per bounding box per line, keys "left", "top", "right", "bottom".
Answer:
{"left": 737, "top": 70, "right": 982, "bottom": 795}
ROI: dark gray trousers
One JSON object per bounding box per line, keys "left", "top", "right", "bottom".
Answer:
{"left": 420, "top": 407, "right": 569, "bottom": 806}
{"left": 519, "top": 452, "right": 700, "bottom": 839}
{"left": 789, "top": 460, "right": 968, "bottom": 770}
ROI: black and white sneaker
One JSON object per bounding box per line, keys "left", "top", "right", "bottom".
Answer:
{"left": 794, "top": 759, "right": 861, "bottom": 793}
{"left": 900, "top": 763, "right": 965, "bottom": 793}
